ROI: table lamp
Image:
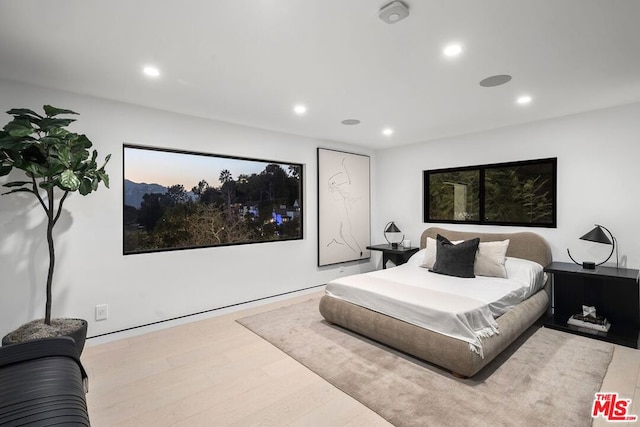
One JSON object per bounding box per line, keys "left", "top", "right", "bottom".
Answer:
{"left": 567, "top": 224, "right": 618, "bottom": 269}
{"left": 384, "top": 221, "right": 404, "bottom": 248}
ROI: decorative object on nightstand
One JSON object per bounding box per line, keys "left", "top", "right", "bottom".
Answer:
{"left": 567, "top": 224, "right": 618, "bottom": 269}
{"left": 567, "top": 305, "right": 611, "bottom": 332}
{"left": 384, "top": 221, "right": 404, "bottom": 248}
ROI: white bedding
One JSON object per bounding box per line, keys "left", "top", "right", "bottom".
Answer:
{"left": 324, "top": 259, "right": 546, "bottom": 357}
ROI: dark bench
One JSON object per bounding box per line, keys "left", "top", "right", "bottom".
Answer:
{"left": 0, "top": 337, "right": 90, "bottom": 426}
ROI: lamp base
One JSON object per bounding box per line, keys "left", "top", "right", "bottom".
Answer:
{"left": 582, "top": 261, "right": 596, "bottom": 270}
{"left": 391, "top": 243, "right": 399, "bottom": 249}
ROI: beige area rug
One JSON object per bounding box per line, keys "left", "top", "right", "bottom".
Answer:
{"left": 237, "top": 298, "right": 614, "bottom": 427}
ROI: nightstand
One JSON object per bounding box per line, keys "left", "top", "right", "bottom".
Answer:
{"left": 544, "top": 261, "right": 640, "bottom": 348}
{"left": 366, "top": 244, "right": 419, "bottom": 269}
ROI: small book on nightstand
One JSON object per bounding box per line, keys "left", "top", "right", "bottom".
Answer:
{"left": 567, "top": 304, "right": 611, "bottom": 332}
{"left": 567, "top": 313, "right": 611, "bottom": 332}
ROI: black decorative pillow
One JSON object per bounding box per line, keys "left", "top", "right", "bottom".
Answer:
{"left": 430, "top": 234, "right": 480, "bottom": 278}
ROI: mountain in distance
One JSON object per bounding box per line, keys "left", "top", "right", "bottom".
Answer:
{"left": 124, "top": 179, "right": 167, "bottom": 208}
{"left": 124, "top": 180, "right": 198, "bottom": 208}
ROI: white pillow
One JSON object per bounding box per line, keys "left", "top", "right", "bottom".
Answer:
{"left": 474, "top": 239, "right": 510, "bottom": 278}
{"left": 420, "top": 237, "right": 463, "bottom": 269}
{"left": 505, "top": 257, "right": 547, "bottom": 297}
{"left": 420, "top": 237, "right": 438, "bottom": 269}
{"left": 406, "top": 248, "right": 428, "bottom": 266}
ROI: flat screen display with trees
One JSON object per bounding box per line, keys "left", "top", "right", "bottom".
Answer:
{"left": 423, "top": 157, "right": 556, "bottom": 227}
{"left": 123, "top": 144, "right": 303, "bottom": 254}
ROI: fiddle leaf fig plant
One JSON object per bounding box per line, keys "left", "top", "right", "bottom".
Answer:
{"left": 0, "top": 105, "right": 110, "bottom": 325}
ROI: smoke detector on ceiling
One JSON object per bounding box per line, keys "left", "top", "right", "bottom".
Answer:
{"left": 379, "top": 1, "right": 410, "bottom": 24}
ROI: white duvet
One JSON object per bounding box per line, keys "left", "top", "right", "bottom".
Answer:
{"left": 324, "top": 259, "right": 546, "bottom": 357}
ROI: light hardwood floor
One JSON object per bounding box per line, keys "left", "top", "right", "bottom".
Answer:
{"left": 82, "top": 289, "right": 640, "bottom": 426}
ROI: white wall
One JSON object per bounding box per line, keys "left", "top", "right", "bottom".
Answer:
{"left": 3, "top": 78, "right": 638, "bottom": 340}
{"left": 0, "top": 79, "right": 375, "bottom": 338}
{"left": 373, "top": 102, "right": 640, "bottom": 270}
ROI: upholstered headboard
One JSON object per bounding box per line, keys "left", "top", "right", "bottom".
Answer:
{"left": 420, "top": 227, "right": 552, "bottom": 267}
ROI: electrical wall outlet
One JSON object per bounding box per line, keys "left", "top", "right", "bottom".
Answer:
{"left": 96, "top": 304, "right": 109, "bottom": 321}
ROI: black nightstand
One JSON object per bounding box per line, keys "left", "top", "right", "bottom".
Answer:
{"left": 366, "top": 244, "right": 419, "bottom": 269}
{"left": 544, "top": 261, "right": 640, "bottom": 348}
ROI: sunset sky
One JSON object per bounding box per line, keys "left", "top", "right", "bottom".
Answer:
{"left": 124, "top": 146, "right": 291, "bottom": 189}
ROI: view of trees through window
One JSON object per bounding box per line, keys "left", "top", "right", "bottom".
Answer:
{"left": 424, "top": 158, "right": 556, "bottom": 227}
{"left": 124, "top": 146, "right": 303, "bottom": 254}
{"left": 484, "top": 162, "right": 555, "bottom": 224}
{"left": 427, "top": 170, "right": 479, "bottom": 222}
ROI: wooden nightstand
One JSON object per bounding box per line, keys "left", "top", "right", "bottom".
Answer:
{"left": 366, "top": 244, "right": 419, "bottom": 269}
{"left": 544, "top": 261, "right": 640, "bottom": 348}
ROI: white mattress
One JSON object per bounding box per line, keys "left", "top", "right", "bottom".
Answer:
{"left": 324, "top": 262, "right": 542, "bottom": 356}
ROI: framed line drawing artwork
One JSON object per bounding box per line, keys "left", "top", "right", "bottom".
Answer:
{"left": 317, "top": 148, "right": 371, "bottom": 266}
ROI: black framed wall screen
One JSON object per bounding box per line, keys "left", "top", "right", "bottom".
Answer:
{"left": 423, "top": 157, "right": 557, "bottom": 228}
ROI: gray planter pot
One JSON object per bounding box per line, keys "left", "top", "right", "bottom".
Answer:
{"left": 2, "top": 318, "right": 88, "bottom": 359}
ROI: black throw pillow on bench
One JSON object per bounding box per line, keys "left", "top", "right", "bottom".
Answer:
{"left": 430, "top": 234, "right": 480, "bottom": 278}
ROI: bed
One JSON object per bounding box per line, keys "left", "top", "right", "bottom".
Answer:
{"left": 319, "top": 227, "right": 552, "bottom": 377}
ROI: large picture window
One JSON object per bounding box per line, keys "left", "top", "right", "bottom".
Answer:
{"left": 424, "top": 158, "right": 556, "bottom": 227}
{"left": 124, "top": 144, "right": 303, "bottom": 254}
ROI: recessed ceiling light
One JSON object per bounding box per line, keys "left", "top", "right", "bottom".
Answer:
{"left": 341, "top": 119, "right": 361, "bottom": 125}
{"left": 293, "top": 104, "right": 307, "bottom": 115}
{"left": 382, "top": 128, "right": 394, "bottom": 136}
{"left": 479, "top": 74, "right": 512, "bottom": 87}
{"left": 143, "top": 66, "right": 160, "bottom": 78}
{"left": 443, "top": 44, "right": 463, "bottom": 57}
{"left": 516, "top": 95, "right": 532, "bottom": 105}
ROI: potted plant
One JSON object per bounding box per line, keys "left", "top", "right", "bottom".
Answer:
{"left": 0, "top": 105, "right": 110, "bottom": 356}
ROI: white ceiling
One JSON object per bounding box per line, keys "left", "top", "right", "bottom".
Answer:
{"left": 1, "top": 0, "right": 639, "bottom": 149}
